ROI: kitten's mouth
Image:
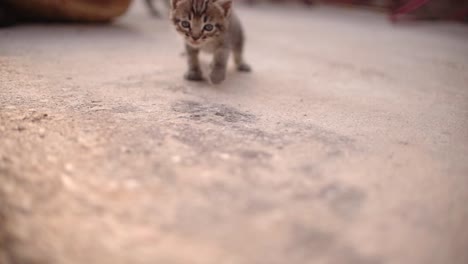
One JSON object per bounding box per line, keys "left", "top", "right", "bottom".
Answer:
{"left": 188, "top": 39, "right": 202, "bottom": 46}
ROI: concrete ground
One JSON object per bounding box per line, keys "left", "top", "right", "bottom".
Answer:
{"left": 1, "top": 2, "right": 468, "bottom": 264}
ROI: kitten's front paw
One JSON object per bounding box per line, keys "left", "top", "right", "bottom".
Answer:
{"left": 184, "top": 70, "right": 204, "bottom": 81}
{"left": 237, "top": 63, "right": 252, "bottom": 72}
{"left": 209, "top": 68, "right": 226, "bottom": 85}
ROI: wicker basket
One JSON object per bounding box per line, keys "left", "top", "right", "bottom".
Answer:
{"left": 4, "top": 0, "right": 132, "bottom": 23}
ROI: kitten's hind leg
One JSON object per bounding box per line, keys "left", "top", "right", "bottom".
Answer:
{"left": 233, "top": 43, "right": 251, "bottom": 72}
{"left": 184, "top": 45, "right": 204, "bottom": 81}
{"left": 234, "top": 50, "right": 252, "bottom": 72}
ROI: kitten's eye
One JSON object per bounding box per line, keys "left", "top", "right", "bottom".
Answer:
{"left": 203, "top": 24, "right": 214, "bottom": 32}
{"left": 181, "top": 21, "right": 190, "bottom": 28}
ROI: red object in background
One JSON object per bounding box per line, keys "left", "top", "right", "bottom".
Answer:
{"left": 390, "top": 0, "right": 468, "bottom": 21}
{"left": 391, "top": 0, "right": 429, "bottom": 21}
{"left": 240, "top": 0, "right": 468, "bottom": 21}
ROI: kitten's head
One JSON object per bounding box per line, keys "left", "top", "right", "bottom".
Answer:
{"left": 170, "top": 0, "right": 232, "bottom": 47}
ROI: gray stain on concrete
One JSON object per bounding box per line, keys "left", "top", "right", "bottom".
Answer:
{"left": 172, "top": 100, "right": 256, "bottom": 124}
{"left": 319, "top": 183, "right": 367, "bottom": 219}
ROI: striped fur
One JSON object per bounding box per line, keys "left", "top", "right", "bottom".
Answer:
{"left": 191, "top": 0, "right": 209, "bottom": 15}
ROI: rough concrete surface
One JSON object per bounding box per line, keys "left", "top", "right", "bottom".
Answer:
{"left": 1, "top": 2, "right": 468, "bottom": 264}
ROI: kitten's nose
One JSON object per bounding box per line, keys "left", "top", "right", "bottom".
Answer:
{"left": 192, "top": 35, "right": 201, "bottom": 41}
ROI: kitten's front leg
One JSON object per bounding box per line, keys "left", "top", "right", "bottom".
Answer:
{"left": 184, "top": 44, "right": 204, "bottom": 81}
{"left": 210, "top": 47, "right": 229, "bottom": 85}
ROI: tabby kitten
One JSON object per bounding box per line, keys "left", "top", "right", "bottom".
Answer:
{"left": 170, "top": 0, "right": 251, "bottom": 84}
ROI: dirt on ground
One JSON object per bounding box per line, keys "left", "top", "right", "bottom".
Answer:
{"left": 1, "top": 2, "right": 468, "bottom": 264}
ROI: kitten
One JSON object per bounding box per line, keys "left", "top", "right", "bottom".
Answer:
{"left": 170, "top": 0, "right": 251, "bottom": 84}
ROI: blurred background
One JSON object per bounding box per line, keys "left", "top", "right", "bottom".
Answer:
{"left": 1, "top": 0, "right": 467, "bottom": 24}
{"left": 1, "top": 1, "right": 468, "bottom": 264}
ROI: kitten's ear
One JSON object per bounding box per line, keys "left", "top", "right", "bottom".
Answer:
{"left": 218, "top": 0, "right": 232, "bottom": 17}
{"left": 170, "top": 0, "right": 182, "bottom": 8}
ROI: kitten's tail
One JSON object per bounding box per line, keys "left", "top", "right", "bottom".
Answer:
{"left": 145, "top": 0, "right": 171, "bottom": 17}
{"left": 145, "top": 0, "right": 161, "bottom": 17}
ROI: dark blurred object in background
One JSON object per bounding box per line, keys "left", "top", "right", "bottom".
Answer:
{"left": 0, "top": 0, "right": 466, "bottom": 27}
{"left": 245, "top": 0, "right": 315, "bottom": 5}
{"left": 391, "top": 0, "right": 468, "bottom": 20}
{"left": 243, "top": 0, "right": 468, "bottom": 21}
{"left": 0, "top": 0, "right": 131, "bottom": 26}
